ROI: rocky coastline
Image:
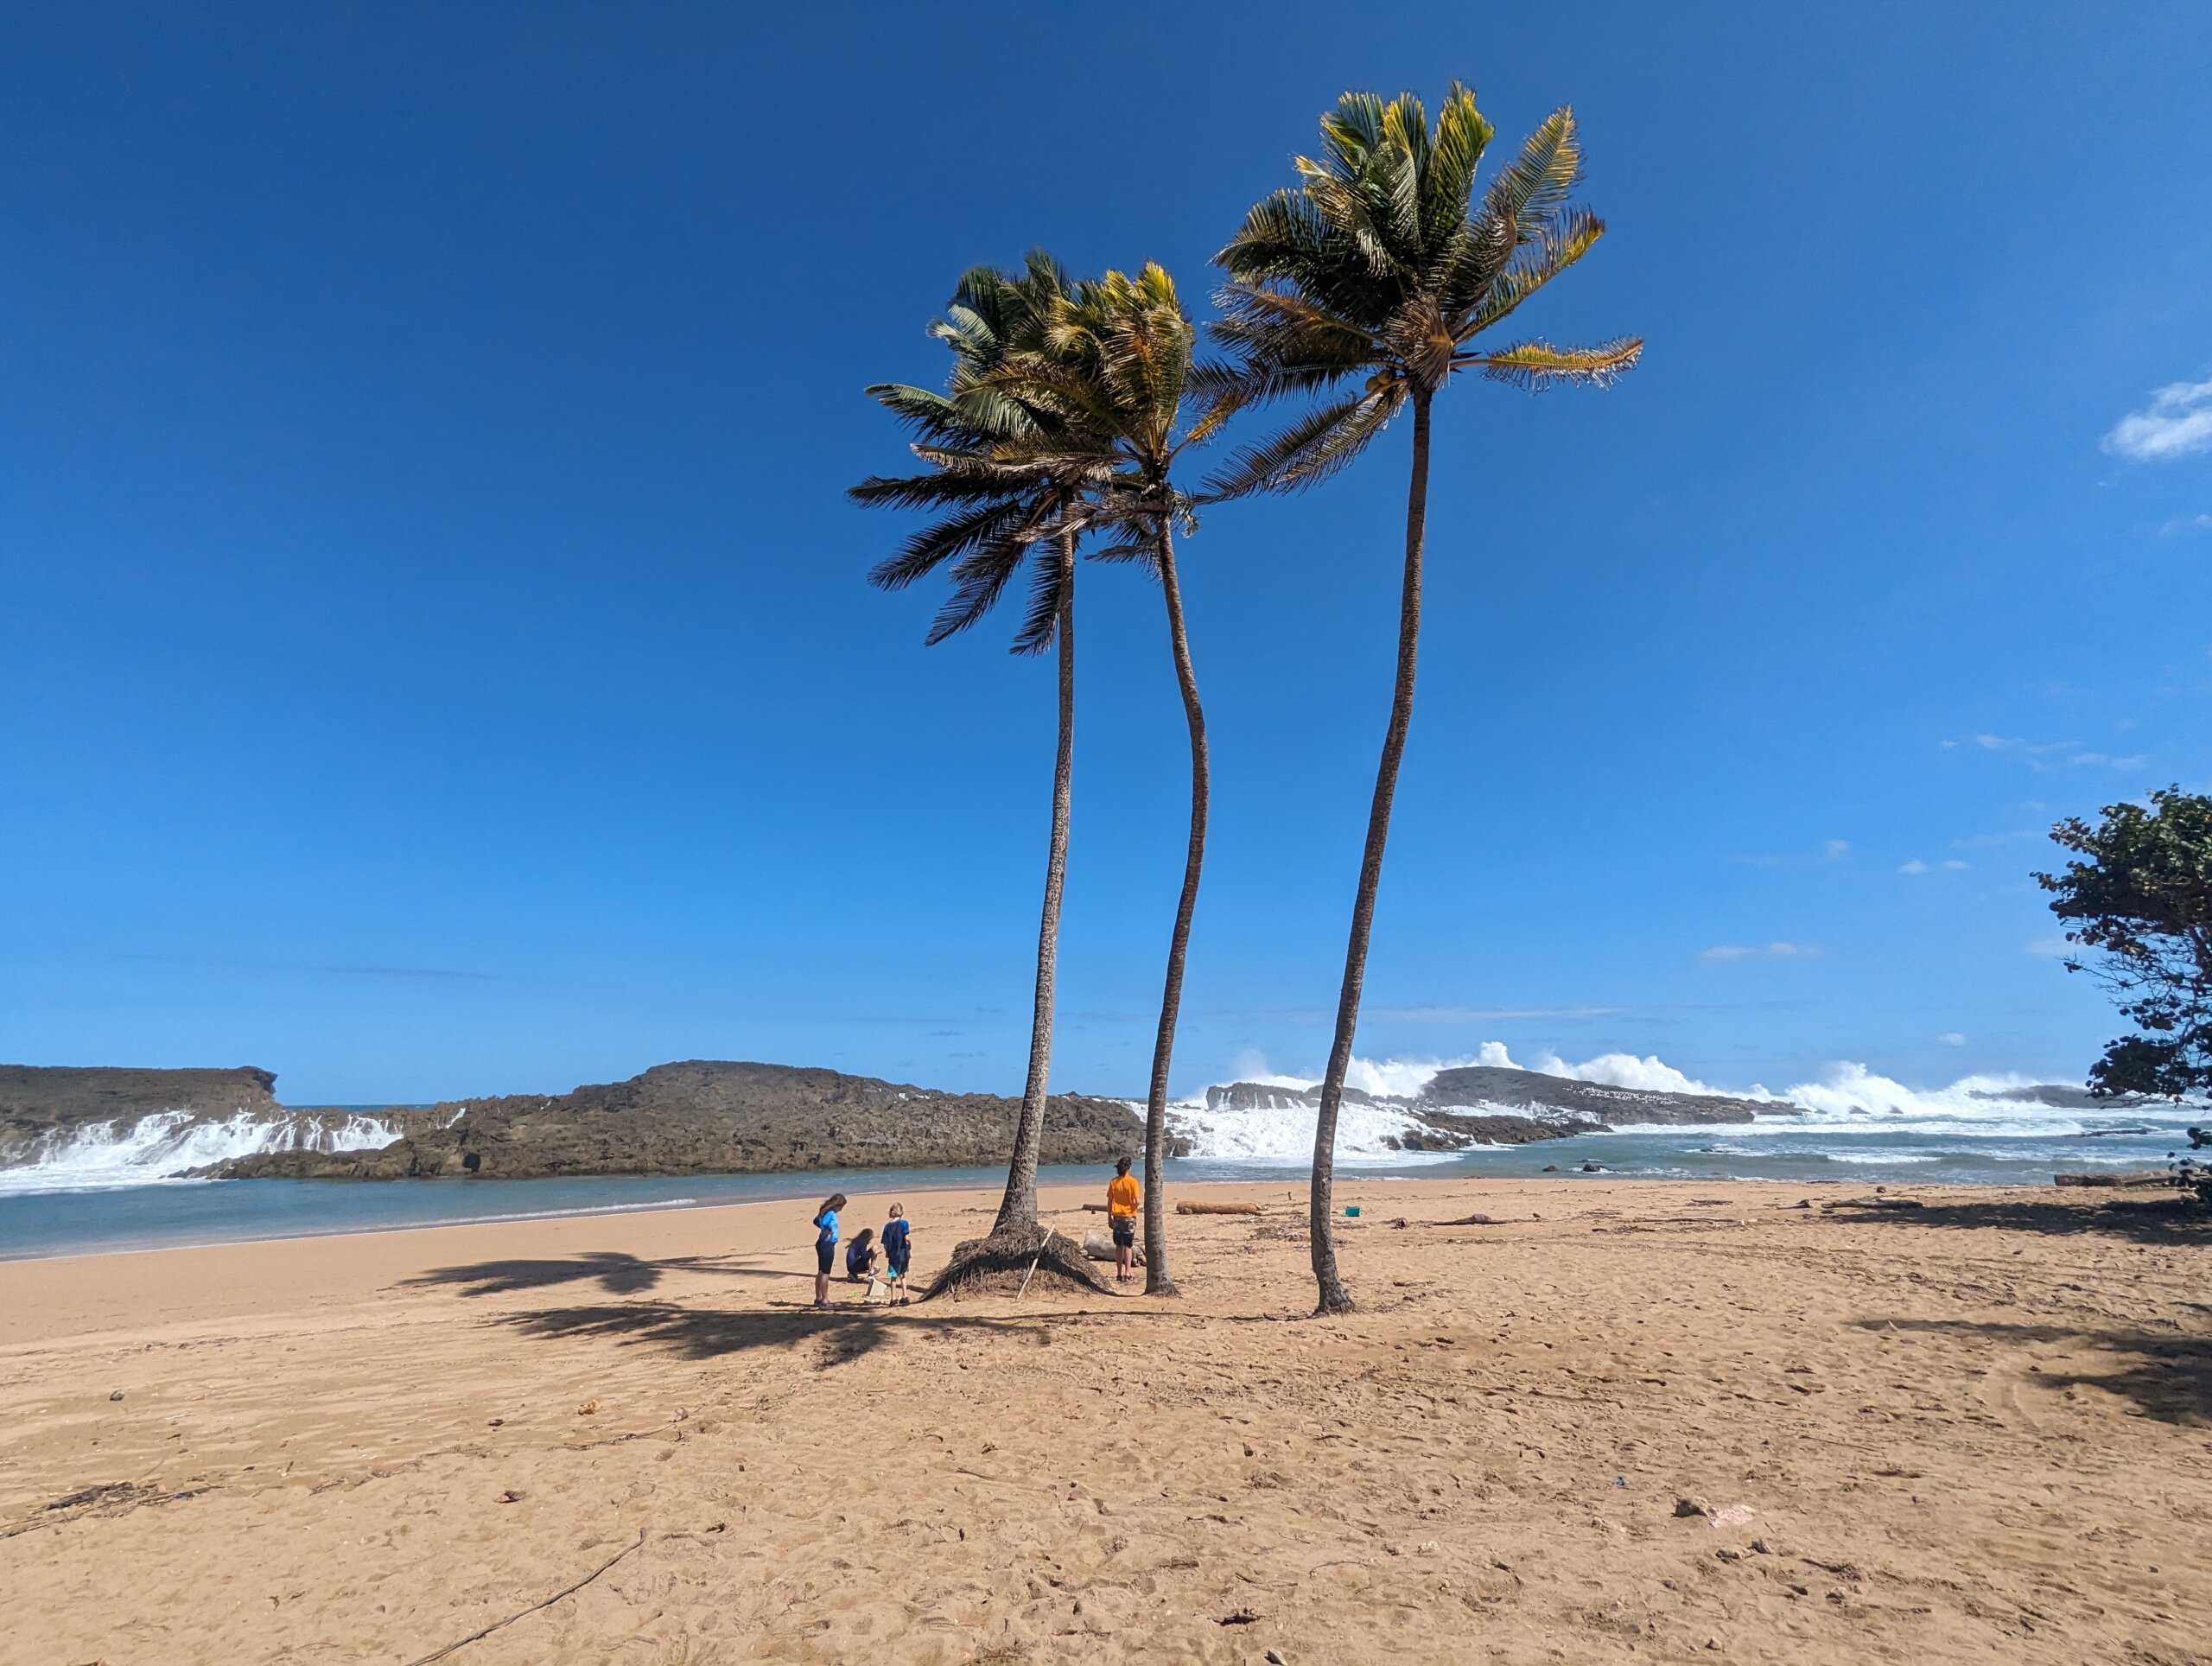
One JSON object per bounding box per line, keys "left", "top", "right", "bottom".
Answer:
{"left": 197, "top": 1060, "right": 1167, "bottom": 1180}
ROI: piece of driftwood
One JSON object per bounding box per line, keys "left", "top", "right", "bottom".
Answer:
{"left": 1430, "top": 1212, "right": 1497, "bottom": 1226}
{"left": 1176, "top": 1200, "right": 1260, "bottom": 1216}
{"left": 2054, "top": 1171, "right": 2173, "bottom": 1188}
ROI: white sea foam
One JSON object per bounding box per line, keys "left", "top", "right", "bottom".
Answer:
{"left": 1168, "top": 1096, "right": 1461, "bottom": 1165}
{"left": 0, "top": 1108, "right": 433, "bottom": 1196}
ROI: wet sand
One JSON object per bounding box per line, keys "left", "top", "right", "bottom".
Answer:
{"left": 2, "top": 1177, "right": 2208, "bottom": 1663}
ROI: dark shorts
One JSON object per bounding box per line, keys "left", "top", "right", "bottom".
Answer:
{"left": 1110, "top": 1217, "right": 1135, "bottom": 1248}
{"left": 817, "top": 1242, "right": 835, "bottom": 1275}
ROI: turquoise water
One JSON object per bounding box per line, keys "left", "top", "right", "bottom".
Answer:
{"left": 3, "top": 1116, "right": 2198, "bottom": 1260}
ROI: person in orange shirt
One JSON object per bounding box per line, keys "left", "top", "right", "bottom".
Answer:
{"left": 1105, "top": 1155, "right": 1141, "bottom": 1283}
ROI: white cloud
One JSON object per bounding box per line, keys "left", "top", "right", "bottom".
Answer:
{"left": 1945, "top": 734, "right": 2148, "bottom": 773}
{"left": 1898, "top": 859, "right": 1930, "bottom": 874}
{"left": 1702, "top": 941, "right": 1821, "bottom": 963}
{"left": 2158, "top": 512, "right": 2212, "bottom": 535}
{"left": 1822, "top": 838, "right": 1850, "bottom": 860}
{"left": 1942, "top": 859, "right": 1968, "bottom": 870}
{"left": 2027, "top": 936, "right": 2072, "bottom": 957}
{"left": 1937, "top": 1032, "right": 1967, "bottom": 1046}
{"left": 2104, "top": 376, "right": 2212, "bottom": 461}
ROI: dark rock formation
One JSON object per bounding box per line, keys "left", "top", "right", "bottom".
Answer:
{"left": 202, "top": 1059, "right": 1163, "bottom": 1180}
{"left": 1420, "top": 1065, "right": 1770, "bottom": 1127}
{"left": 1967, "top": 1083, "right": 2149, "bottom": 1110}
{"left": 1, "top": 1064, "right": 280, "bottom": 1134}
{"left": 1205, "top": 1081, "right": 1378, "bottom": 1113}
{"left": 1195, "top": 1067, "right": 1757, "bottom": 1148}
{"left": 1388, "top": 1108, "right": 1603, "bottom": 1149}
{"left": 1, "top": 1065, "right": 283, "bottom": 1166}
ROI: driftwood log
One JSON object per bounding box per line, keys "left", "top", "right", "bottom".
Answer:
{"left": 1175, "top": 1200, "right": 1260, "bottom": 1216}
{"left": 2054, "top": 1171, "right": 2174, "bottom": 1188}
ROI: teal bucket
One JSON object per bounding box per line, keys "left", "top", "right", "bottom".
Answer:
{"left": 1344, "top": 1205, "right": 1362, "bottom": 1218}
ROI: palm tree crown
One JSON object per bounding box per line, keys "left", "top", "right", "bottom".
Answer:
{"left": 850, "top": 251, "right": 1087, "bottom": 652}
{"left": 1206, "top": 84, "right": 1641, "bottom": 493}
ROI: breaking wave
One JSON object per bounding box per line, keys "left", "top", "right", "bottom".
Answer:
{"left": 0, "top": 1109, "right": 429, "bottom": 1196}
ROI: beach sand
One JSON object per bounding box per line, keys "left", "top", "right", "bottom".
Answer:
{"left": 2, "top": 1177, "right": 2207, "bottom": 1663}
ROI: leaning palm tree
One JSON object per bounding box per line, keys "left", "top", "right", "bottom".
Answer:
{"left": 850, "top": 252, "right": 1092, "bottom": 1240}
{"left": 1208, "top": 86, "right": 1641, "bottom": 1313}
{"left": 1020, "top": 264, "right": 1235, "bottom": 1295}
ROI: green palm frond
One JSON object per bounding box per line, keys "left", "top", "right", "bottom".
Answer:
{"left": 1420, "top": 83, "right": 1494, "bottom": 251}
{"left": 1467, "top": 336, "right": 1644, "bottom": 390}
{"left": 867, "top": 498, "right": 1033, "bottom": 592}
{"left": 1202, "top": 389, "right": 1400, "bottom": 499}
{"left": 1011, "top": 545, "right": 1070, "bottom": 656}
{"left": 1459, "top": 207, "right": 1605, "bottom": 335}
{"left": 1479, "top": 105, "right": 1582, "bottom": 244}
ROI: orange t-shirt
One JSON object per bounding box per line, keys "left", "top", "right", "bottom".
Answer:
{"left": 1106, "top": 1174, "right": 1141, "bottom": 1218}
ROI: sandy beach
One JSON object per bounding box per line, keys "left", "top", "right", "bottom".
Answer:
{"left": 3, "top": 1176, "right": 2208, "bottom": 1663}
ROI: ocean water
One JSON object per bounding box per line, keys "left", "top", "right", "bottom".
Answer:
{"left": 3, "top": 1057, "right": 2201, "bottom": 1261}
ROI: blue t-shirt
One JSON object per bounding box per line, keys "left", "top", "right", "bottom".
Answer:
{"left": 814, "top": 1207, "right": 838, "bottom": 1245}
{"left": 882, "top": 1217, "right": 911, "bottom": 1273}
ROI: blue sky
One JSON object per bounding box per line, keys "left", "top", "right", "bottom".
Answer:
{"left": 4, "top": 3, "right": 2210, "bottom": 1104}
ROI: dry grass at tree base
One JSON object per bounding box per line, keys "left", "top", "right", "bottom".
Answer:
{"left": 923, "top": 1224, "right": 1112, "bottom": 1300}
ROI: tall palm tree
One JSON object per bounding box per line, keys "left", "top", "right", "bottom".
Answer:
{"left": 1021, "top": 264, "right": 1234, "bottom": 1295}
{"left": 850, "top": 252, "right": 1091, "bottom": 1238}
{"left": 1207, "top": 86, "right": 1640, "bottom": 1313}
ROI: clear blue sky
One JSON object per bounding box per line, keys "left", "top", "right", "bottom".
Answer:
{"left": 5, "top": 3, "right": 2210, "bottom": 1104}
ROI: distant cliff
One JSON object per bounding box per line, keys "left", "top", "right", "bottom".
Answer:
{"left": 205, "top": 1059, "right": 1165, "bottom": 1180}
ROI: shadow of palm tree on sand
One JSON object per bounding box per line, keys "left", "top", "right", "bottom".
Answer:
{"left": 399, "top": 1250, "right": 804, "bottom": 1300}
{"left": 490, "top": 1301, "right": 1090, "bottom": 1367}
{"left": 1849, "top": 1317, "right": 2212, "bottom": 1427}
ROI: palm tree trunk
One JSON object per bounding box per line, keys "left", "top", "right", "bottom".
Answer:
{"left": 993, "top": 534, "right": 1076, "bottom": 1237}
{"left": 1309, "top": 391, "right": 1431, "bottom": 1314}
{"left": 1142, "top": 523, "right": 1207, "bottom": 1296}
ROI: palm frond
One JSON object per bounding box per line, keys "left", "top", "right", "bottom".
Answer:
{"left": 1455, "top": 207, "right": 1605, "bottom": 335}
{"left": 1010, "top": 544, "right": 1069, "bottom": 656}
{"left": 867, "top": 498, "right": 1033, "bottom": 592}
{"left": 1202, "top": 388, "right": 1401, "bottom": 499}
{"left": 1481, "top": 105, "right": 1581, "bottom": 241}
{"left": 1420, "top": 82, "right": 1494, "bottom": 251}
{"left": 1467, "top": 336, "right": 1643, "bottom": 391}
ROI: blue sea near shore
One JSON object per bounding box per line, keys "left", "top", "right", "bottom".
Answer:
{"left": 2, "top": 1118, "right": 2199, "bottom": 1262}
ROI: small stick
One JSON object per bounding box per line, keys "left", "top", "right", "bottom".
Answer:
{"left": 403, "top": 1529, "right": 646, "bottom": 1665}
{"left": 1016, "top": 1235, "right": 1047, "bottom": 1299}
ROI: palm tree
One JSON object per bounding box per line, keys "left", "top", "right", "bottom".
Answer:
{"left": 850, "top": 252, "right": 1091, "bottom": 1238}
{"left": 1023, "top": 264, "right": 1234, "bottom": 1295}
{"left": 1207, "top": 86, "right": 1640, "bottom": 1313}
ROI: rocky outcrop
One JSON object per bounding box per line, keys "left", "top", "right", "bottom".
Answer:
{"left": 1420, "top": 1065, "right": 1768, "bottom": 1127}
{"left": 203, "top": 1059, "right": 1166, "bottom": 1180}
{"left": 1, "top": 1065, "right": 283, "bottom": 1166}
{"left": 1205, "top": 1081, "right": 1377, "bottom": 1113}
{"left": 1197, "top": 1066, "right": 1764, "bottom": 1148}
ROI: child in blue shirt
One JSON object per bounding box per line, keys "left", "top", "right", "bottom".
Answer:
{"left": 880, "top": 1202, "right": 912, "bottom": 1304}
{"left": 811, "top": 1192, "right": 846, "bottom": 1309}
